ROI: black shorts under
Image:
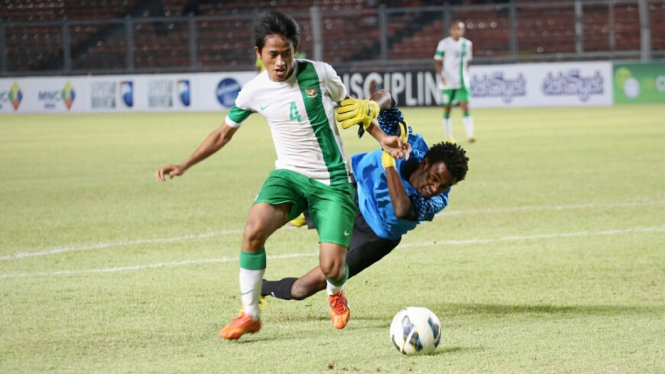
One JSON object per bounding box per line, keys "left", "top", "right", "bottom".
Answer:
{"left": 303, "top": 183, "right": 402, "bottom": 279}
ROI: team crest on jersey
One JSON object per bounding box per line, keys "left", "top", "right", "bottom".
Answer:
{"left": 305, "top": 87, "right": 318, "bottom": 98}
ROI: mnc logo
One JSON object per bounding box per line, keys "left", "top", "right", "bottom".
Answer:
{"left": 216, "top": 78, "right": 241, "bottom": 107}
{"left": 9, "top": 82, "right": 23, "bottom": 110}
{"left": 120, "top": 81, "right": 133, "bottom": 107}
{"left": 61, "top": 81, "right": 76, "bottom": 109}
{"left": 39, "top": 81, "right": 76, "bottom": 110}
{"left": 0, "top": 82, "right": 23, "bottom": 110}
{"left": 177, "top": 79, "right": 191, "bottom": 107}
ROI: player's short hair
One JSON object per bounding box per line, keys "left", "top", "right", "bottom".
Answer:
{"left": 424, "top": 142, "right": 469, "bottom": 183}
{"left": 253, "top": 10, "right": 300, "bottom": 53}
{"left": 451, "top": 20, "right": 465, "bottom": 28}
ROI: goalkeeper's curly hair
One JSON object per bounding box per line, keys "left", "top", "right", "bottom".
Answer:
{"left": 424, "top": 142, "right": 469, "bottom": 183}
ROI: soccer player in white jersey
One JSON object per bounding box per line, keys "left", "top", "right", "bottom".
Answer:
{"left": 155, "top": 10, "right": 408, "bottom": 340}
{"left": 434, "top": 21, "right": 475, "bottom": 143}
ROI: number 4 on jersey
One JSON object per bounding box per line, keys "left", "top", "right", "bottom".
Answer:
{"left": 289, "top": 101, "right": 302, "bottom": 122}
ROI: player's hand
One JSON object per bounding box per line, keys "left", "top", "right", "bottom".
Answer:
{"left": 380, "top": 135, "right": 411, "bottom": 161}
{"left": 336, "top": 98, "right": 380, "bottom": 130}
{"left": 155, "top": 164, "right": 186, "bottom": 181}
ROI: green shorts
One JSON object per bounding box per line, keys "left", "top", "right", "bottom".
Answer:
{"left": 441, "top": 87, "right": 471, "bottom": 106}
{"left": 254, "top": 169, "right": 356, "bottom": 248}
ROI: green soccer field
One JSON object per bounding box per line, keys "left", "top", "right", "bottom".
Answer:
{"left": 1, "top": 105, "right": 664, "bottom": 373}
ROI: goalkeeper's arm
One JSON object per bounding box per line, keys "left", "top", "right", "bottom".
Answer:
{"left": 335, "top": 90, "right": 410, "bottom": 159}
{"left": 360, "top": 89, "right": 402, "bottom": 145}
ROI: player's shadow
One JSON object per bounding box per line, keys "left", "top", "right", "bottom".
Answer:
{"left": 426, "top": 302, "right": 665, "bottom": 318}
{"left": 430, "top": 346, "right": 483, "bottom": 356}
{"left": 350, "top": 302, "right": 664, "bottom": 329}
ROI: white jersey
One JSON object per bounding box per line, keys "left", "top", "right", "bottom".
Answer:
{"left": 434, "top": 37, "right": 473, "bottom": 90}
{"left": 225, "top": 59, "right": 350, "bottom": 186}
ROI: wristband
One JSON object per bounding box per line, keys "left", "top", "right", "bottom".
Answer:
{"left": 381, "top": 151, "right": 396, "bottom": 168}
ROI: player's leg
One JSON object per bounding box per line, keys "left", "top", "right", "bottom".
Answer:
{"left": 262, "top": 235, "right": 401, "bottom": 300}
{"left": 441, "top": 89, "right": 455, "bottom": 142}
{"left": 307, "top": 180, "right": 355, "bottom": 329}
{"left": 219, "top": 202, "right": 290, "bottom": 340}
{"left": 458, "top": 87, "right": 475, "bottom": 142}
{"left": 266, "top": 202, "right": 401, "bottom": 300}
{"left": 220, "top": 170, "right": 306, "bottom": 340}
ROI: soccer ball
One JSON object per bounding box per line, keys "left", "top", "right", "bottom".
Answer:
{"left": 389, "top": 307, "right": 442, "bottom": 355}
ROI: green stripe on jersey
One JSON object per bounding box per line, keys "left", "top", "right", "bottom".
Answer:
{"left": 436, "top": 51, "right": 444, "bottom": 57}
{"left": 296, "top": 61, "right": 348, "bottom": 185}
{"left": 228, "top": 105, "right": 254, "bottom": 124}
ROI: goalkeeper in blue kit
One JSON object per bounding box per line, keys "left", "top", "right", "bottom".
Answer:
{"left": 262, "top": 89, "right": 469, "bottom": 301}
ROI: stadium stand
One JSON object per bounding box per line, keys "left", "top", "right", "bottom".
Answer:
{"left": 0, "top": 0, "right": 661, "bottom": 72}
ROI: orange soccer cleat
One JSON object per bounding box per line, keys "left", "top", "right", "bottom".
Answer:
{"left": 328, "top": 288, "right": 351, "bottom": 329}
{"left": 219, "top": 313, "right": 261, "bottom": 340}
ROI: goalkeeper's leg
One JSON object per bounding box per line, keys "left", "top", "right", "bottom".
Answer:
{"left": 262, "top": 231, "right": 401, "bottom": 300}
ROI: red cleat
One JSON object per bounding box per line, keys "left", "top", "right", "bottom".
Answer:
{"left": 219, "top": 313, "right": 261, "bottom": 340}
{"left": 328, "top": 288, "right": 350, "bottom": 329}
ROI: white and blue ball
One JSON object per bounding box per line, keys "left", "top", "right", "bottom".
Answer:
{"left": 389, "top": 307, "right": 442, "bottom": 355}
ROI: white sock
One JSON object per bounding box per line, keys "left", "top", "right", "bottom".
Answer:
{"left": 443, "top": 118, "right": 453, "bottom": 139}
{"left": 463, "top": 116, "right": 474, "bottom": 137}
{"left": 239, "top": 268, "right": 265, "bottom": 320}
{"left": 327, "top": 281, "right": 345, "bottom": 296}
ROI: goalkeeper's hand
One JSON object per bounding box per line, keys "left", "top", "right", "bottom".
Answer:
{"left": 336, "top": 98, "right": 380, "bottom": 130}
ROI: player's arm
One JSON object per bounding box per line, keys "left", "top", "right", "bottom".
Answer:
{"left": 376, "top": 88, "right": 412, "bottom": 217}
{"left": 434, "top": 43, "right": 446, "bottom": 85}
{"left": 407, "top": 191, "right": 449, "bottom": 222}
{"left": 337, "top": 96, "right": 410, "bottom": 160}
{"left": 434, "top": 59, "right": 443, "bottom": 79}
{"left": 155, "top": 122, "right": 238, "bottom": 181}
{"left": 382, "top": 153, "right": 412, "bottom": 219}
{"left": 466, "top": 42, "right": 473, "bottom": 70}
{"left": 323, "top": 62, "right": 409, "bottom": 159}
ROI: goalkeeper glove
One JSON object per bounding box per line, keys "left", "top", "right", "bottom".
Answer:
{"left": 336, "top": 98, "right": 380, "bottom": 130}
{"left": 397, "top": 120, "right": 409, "bottom": 143}
{"left": 381, "top": 151, "right": 396, "bottom": 168}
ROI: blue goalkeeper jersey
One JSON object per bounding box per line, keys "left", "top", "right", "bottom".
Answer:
{"left": 350, "top": 106, "right": 450, "bottom": 241}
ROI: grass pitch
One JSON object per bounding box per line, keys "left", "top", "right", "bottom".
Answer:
{"left": 1, "top": 105, "right": 664, "bottom": 373}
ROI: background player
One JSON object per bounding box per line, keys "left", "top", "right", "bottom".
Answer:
{"left": 434, "top": 21, "right": 475, "bottom": 143}
{"left": 155, "top": 11, "right": 408, "bottom": 340}
{"left": 262, "top": 89, "right": 469, "bottom": 301}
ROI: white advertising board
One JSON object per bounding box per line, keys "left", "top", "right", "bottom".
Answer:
{"left": 0, "top": 72, "right": 255, "bottom": 114}
{"left": 339, "top": 61, "right": 613, "bottom": 108}
{"left": 0, "top": 62, "right": 614, "bottom": 114}
{"left": 469, "top": 61, "right": 613, "bottom": 108}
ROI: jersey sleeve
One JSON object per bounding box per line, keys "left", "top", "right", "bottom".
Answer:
{"left": 321, "top": 62, "right": 347, "bottom": 102}
{"left": 407, "top": 188, "right": 450, "bottom": 222}
{"left": 434, "top": 40, "right": 445, "bottom": 60}
{"left": 224, "top": 87, "right": 254, "bottom": 128}
{"left": 376, "top": 102, "right": 412, "bottom": 138}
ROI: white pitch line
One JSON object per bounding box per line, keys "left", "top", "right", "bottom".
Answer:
{"left": 439, "top": 200, "right": 665, "bottom": 216}
{"left": 0, "top": 252, "right": 318, "bottom": 279}
{"left": 398, "top": 226, "right": 665, "bottom": 248}
{"left": 0, "top": 229, "right": 243, "bottom": 261}
{"left": 2, "top": 199, "right": 663, "bottom": 262}
{"left": 2, "top": 226, "right": 663, "bottom": 279}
